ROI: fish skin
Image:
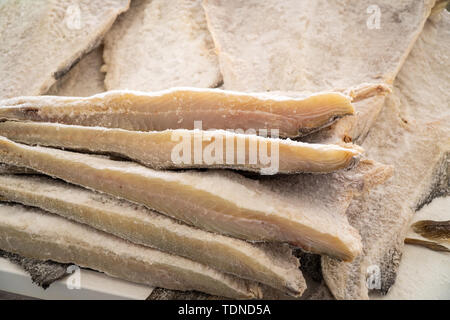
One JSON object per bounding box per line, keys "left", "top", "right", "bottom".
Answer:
{"left": 0, "top": 88, "right": 354, "bottom": 138}
{"left": 404, "top": 238, "right": 450, "bottom": 253}
{"left": 0, "top": 136, "right": 362, "bottom": 261}
{"left": 0, "top": 174, "right": 306, "bottom": 296}
{"left": 0, "top": 121, "right": 362, "bottom": 174}
{"left": 0, "top": 203, "right": 262, "bottom": 299}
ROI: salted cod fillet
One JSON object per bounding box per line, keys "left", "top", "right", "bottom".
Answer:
{"left": 0, "top": 121, "right": 362, "bottom": 174}
{"left": 0, "top": 137, "right": 363, "bottom": 261}
{"left": 321, "top": 11, "right": 450, "bottom": 300}
{"left": 203, "top": 0, "right": 435, "bottom": 144}
{"left": 0, "top": 0, "right": 130, "bottom": 99}
{"left": 0, "top": 203, "right": 262, "bottom": 299}
{"left": 203, "top": 0, "right": 435, "bottom": 92}
{"left": 103, "top": 0, "right": 221, "bottom": 90}
{"left": 0, "top": 88, "right": 354, "bottom": 138}
{"left": 46, "top": 46, "right": 105, "bottom": 97}
{"left": 0, "top": 174, "right": 306, "bottom": 296}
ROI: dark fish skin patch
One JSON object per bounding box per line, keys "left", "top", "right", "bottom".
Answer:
{"left": 0, "top": 249, "right": 70, "bottom": 289}
{"left": 404, "top": 238, "right": 450, "bottom": 253}
{"left": 412, "top": 220, "right": 450, "bottom": 241}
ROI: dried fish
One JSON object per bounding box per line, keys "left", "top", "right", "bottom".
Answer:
{"left": 321, "top": 10, "right": 450, "bottom": 299}
{"left": 0, "top": 88, "right": 354, "bottom": 138}
{"left": 0, "top": 0, "right": 130, "bottom": 99}
{"left": 0, "top": 203, "right": 262, "bottom": 299}
{"left": 203, "top": 0, "right": 434, "bottom": 92}
{"left": 0, "top": 174, "right": 306, "bottom": 296}
{"left": 0, "top": 136, "right": 362, "bottom": 261}
{"left": 103, "top": 0, "right": 221, "bottom": 90}
{"left": 0, "top": 121, "right": 362, "bottom": 174}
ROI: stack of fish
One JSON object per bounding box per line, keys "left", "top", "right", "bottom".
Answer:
{"left": 0, "top": 0, "right": 448, "bottom": 299}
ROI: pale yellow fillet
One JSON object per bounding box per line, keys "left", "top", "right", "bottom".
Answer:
{"left": 0, "top": 121, "right": 362, "bottom": 174}
{"left": 0, "top": 174, "right": 306, "bottom": 296}
{"left": 0, "top": 137, "right": 362, "bottom": 261}
{"left": 0, "top": 88, "right": 354, "bottom": 138}
{"left": 0, "top": 203, "right": 261, "bottom": 299}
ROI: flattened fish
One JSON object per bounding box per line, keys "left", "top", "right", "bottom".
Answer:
{"left": 0, "top": 174, "right": 306, "bottom": 296}
{"left": 321, "top": 11, "right": 450, "bottom": 299}
{"left": 0, "top": 203, "right": 261, "bottom": 299}
{"left": 203, "top": 0, "right": 435, "bottom": 144}
{"left": 103, "top": 0, "right": 221, "bottom": 90}
{"left": 0, "top": 137, "right": 362, "bottom": 261}
{"left": 0, "top": 88, "right": 354, "bottom": 138}
{"left": 203, "top": 0, "right": 435, "bottom": 92}
{"left": 0, "top": 0, "right": 130, "bottom": 99}
{"left": 0, "top": 121, "right": 362, "bottom": 174}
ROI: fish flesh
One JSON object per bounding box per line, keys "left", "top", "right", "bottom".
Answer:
{"left": 321, "top": 10, "right": 450, "bottom": 299}
{"left": 0, "top": 121, "right": 362, "bottom": 174}
{"left": 0, "top": 174, "right": 306, "bottom": 296}
{"left": 0, "top": 88, "right": 354, "bottom": 138}
{"left": 203, "top": 0, "right": 435, "bottom": 92}
{"left": 0, "top": 137, "right": 362, "bottom": 261}
{"left": 46, "top": 46, "right": 105, "bottom": 97}
{"left": 0, "top": 203, "right": 261, "bottom": 299}
{"left": 0, "top": 0, "right": 130, "bottom": 99}
{"left": 103, "top": 0, "right": 221, "bottom": 90}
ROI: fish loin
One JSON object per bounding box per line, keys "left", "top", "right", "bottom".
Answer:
{"left": 203, "top": 0, "right": 435, "bottom": 92}
{"left": 321, "top": 11, "right": 450, "bottom": 299}
{"left": 0, "top": 174, "right": 306, "bottom": 296}
{"left": 103, "top": 0, "right": 222, "bottom": 90}
{"left": 0, "top": 137, "right": 363, "bottom": 261}
{"left": 0, "top": 0, "right": 130, "bottom": 99}
{"left": 0, "top": 88, "right": 354, "bottom": 138}
{"left": 46, "top": 46, "right": 105, "bottom": 97}
{"left": 0, "top": 203, "right": 261, "bottom": 299}
{"left": 0, "top": 121, "right": 362, "bottom": 174}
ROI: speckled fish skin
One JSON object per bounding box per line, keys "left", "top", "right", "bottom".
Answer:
{"left": 0, "top": 174, "right": 306, "bottom": 296}
{"left": 0, "top": 136, "right": 362, "bottom": 261}
{"left": 0, "top": 121, "right": 362, "bottom": 174}
{"left": 0, "top": 88, "right": 354, "bottom": 138}
{"left": 0, "top": 203, "right": 262, "bottom": 299}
